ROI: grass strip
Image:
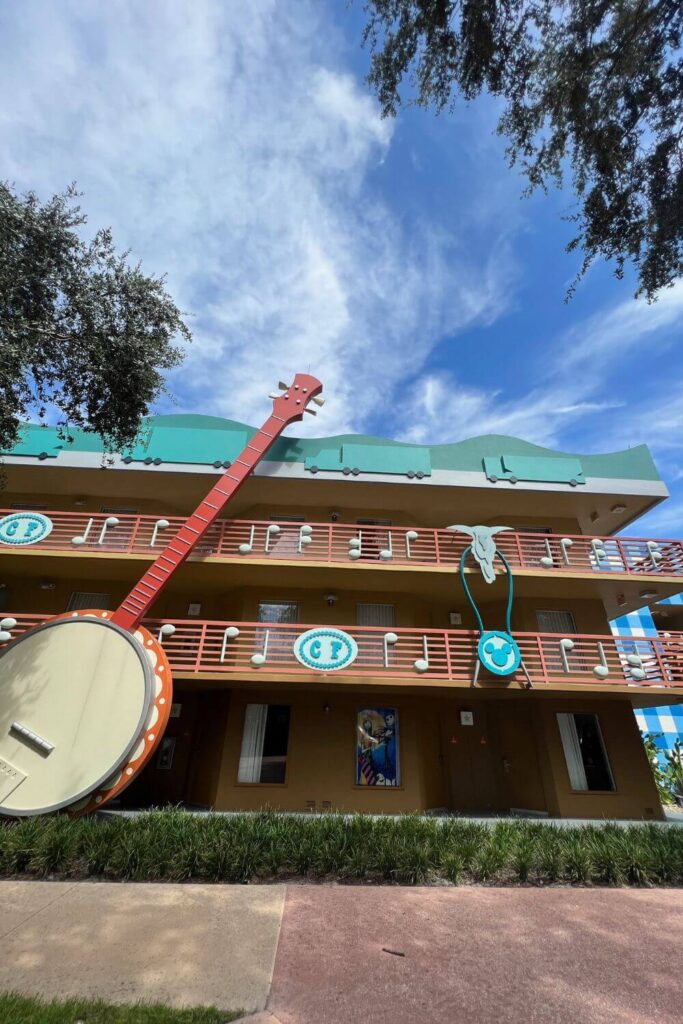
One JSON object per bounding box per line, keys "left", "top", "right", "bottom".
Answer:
{"left": 0, "top": 810, "right": 681, "bottom": 886}
{"left": 0, "top": 992, "right": 240, "bottom": 1023}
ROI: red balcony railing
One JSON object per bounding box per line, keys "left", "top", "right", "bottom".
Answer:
{"left": 3, "top": 614, "right": 683, "bottom": 689}
{"left": 1, "top": 509, "right": 682, "bottom": 578}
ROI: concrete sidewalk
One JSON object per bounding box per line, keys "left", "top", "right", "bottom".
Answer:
{"left": 1, "top": 881, "right": 682, "bottom": 1023}
{"left": 0, "top": 881, "right": 284, "bottom": 1014}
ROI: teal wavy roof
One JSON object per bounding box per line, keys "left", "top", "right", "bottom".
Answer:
{"left": 4, "top": 414, "right": 662, "bottom": 483}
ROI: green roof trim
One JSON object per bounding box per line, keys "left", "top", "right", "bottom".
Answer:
{"left": 3, "top": 414, "right": 662, "bottom": 483}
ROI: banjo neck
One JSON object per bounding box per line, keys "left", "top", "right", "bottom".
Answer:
{"left": 111, "top": 375, "right": 323, "bottom": 633}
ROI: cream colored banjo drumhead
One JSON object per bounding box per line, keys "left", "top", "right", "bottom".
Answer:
{"left": 0, "top": 617, "right": 153, "bottom": 816}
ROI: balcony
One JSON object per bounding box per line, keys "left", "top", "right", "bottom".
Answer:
{"left": 4, "top": 614, "right": 683, "bottom": 692}
{"left": 2, "top": 508, "right": 682, "bottom": 581}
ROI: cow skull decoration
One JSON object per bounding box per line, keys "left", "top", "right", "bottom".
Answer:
{"left": 447, "top": 524, "right": 531, "bottom": 687}
{"left": 446, "top": 525, "right": 511, "bottom": 584}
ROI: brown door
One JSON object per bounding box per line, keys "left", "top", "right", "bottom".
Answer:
{"left": 496, "top": 703, "right": 547, "bottom": 813}
{"left": 443, "top": 705, "right": 501, "bottom": 812}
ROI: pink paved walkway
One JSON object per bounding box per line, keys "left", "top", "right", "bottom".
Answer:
{"left": 265, "top": 887, "right": 683, "bottom": 1024}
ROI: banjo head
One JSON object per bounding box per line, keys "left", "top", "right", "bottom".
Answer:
{"left": 0, "top": 611, "right": 172, "bottom": 816}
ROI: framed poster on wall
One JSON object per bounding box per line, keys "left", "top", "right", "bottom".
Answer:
{"left": 356, "top": 707, "right": 400, "bottom": 787}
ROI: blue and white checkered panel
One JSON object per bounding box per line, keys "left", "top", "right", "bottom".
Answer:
{"left": 611, "top": 607, "right": 659, "bottom": 638}
{"left": 612, "top": 599, "right": 683, "bottom": 759}
{"left": 634, "top": 706, "right": 683, "bottom": 753}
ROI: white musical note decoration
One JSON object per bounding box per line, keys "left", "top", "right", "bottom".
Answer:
{"left": 383, "top": 631, "right": 398, "bottom": 667}
{"left": 72, "top": 518, "right": 94, "bottom": 546}
{"left": 251, "top": 629, "right": 269, "bottom": 666}
{"left": 264, "top": 523, "right": 280, "bottom": 552}
{"left": 559, "top": 637, "right": 575, "bottom": 673}
{"left": 380, "top": 532, "right": 393, "bottom": 561}
{"left": 414, "top": 636, "right": 429, "bottom": 673}
{"left": 150, "top": 519, "right": 170, "bottom": 547}
{"left": 348, "top": 535, "right": 361, "bottom": 560}
{"left": 627, "top": 652, "right": 647, "bottom": 681}
{"left": 540, "top": 538, "right": 554, "bottom": 568}
{"left": 593, "top": 642, "right": 609, "bottom": 679}
{"left": 591, "top": 538, "right": 607, "bottom": 563}
{"left": 220, "top": 625, "right": 240, "bottom": 662}
{"left": 98, "top": 516, "right": 120, "bottom": 545}
{"left": 157, "top": 623, "right": 176, "bottom": 644}
{"left": 298, "top": 525, "right": 313, "bottom": 553}
{"left": 405, "top": 530, "right": 419, "bottom": 559}
{"left": 560, "top": 538, "right": 573, "bottom": 565}
{"left": 0, "top": 617, "right": 17, "bottom": 643}
{"left": 239, "top": 525, "right": 256, "bottom": 555}
{"left": 646, "top": 540, "right": 663, "bottom": 566}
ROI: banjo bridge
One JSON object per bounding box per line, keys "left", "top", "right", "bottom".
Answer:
{"left": 10, "top": 721, "right": 55, "bottom": 755}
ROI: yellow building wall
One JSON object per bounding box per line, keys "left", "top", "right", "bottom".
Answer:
{"left": 538, "top": 698, "right": 663, "bottom": 820}
{"left": 214, "top": 688, "right": 447, "bottom": 814}
{"left": 207, "top": 688, "right": 662, "bottom": 820}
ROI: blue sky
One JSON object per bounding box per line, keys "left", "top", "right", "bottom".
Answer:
{"left": 1, "top": 1, "right": 682, "bottom": 536}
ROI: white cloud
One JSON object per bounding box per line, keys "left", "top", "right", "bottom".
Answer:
{"left": 0, "top": 0, "right": 518, "bottom": 436}
{"left": 564, "top": 279, "right": 683, "bottom": 368}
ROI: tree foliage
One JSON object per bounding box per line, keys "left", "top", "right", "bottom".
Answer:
{"left": 362, "top": 1, "right": 683, "bottom": 299}
{"left": 0, "top": 183, "right": 191, "bottom": 456}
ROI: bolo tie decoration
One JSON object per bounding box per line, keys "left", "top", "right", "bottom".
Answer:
{"left": 447, "top": 526, "right": 533, "bottom": 688}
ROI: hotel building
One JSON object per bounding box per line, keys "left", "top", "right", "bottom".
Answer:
{"left": 2, "top": 414, "right": 683, "bottom": 819}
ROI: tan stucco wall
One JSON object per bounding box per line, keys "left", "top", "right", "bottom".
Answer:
{"left": 537, "top": 698, "right": 663, "bottom": 820}
{"left": 214, "top": 688, "right": 447, "bottom": 814}
{"left": 207, "top": 689, "right": 662, "bottom": 820}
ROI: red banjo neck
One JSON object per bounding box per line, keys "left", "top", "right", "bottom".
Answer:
{"left": 111, "top": 374, "right": 324, "bottom": 632}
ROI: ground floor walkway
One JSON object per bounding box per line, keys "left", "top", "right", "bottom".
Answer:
{"left": 1, "top": 881, "right": 682, "bottom": 1023}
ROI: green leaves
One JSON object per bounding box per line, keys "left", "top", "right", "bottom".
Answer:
{"left": 2, "top": 810, "right": 681, "bottom": 886}
{"left": 0, "top": 183, "right": 191, "bottom": 457}
{"left": 362, "top": 1, "right": 683, "bottom": 300}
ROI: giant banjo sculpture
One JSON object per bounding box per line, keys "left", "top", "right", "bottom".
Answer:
{"left": 0, "top": 375, "right": 324, "bottom": 817}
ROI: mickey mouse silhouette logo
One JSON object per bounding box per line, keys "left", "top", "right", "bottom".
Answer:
{"left": 477, "top": 630, "right": 521, "bottom": 677}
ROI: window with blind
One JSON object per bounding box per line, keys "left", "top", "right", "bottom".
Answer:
{"left": 557, "top": 713, "right": 615, "bottom": 792}
{"left": 536, "top": 610, "right": 577, "bottom": 634}
{"left": 354, "top": 519, "right": 393, "bottom": 561}
{"left": 66, "top": 592, "right": 112, "bottom": 611}
{"left": 256, "top": 601, "right": 298, "bottom": 662}
{"left": 237, "top": 704, "right": 291, "bottom": 784}
{"left": 537, "top": 610, "right": 580, "bottom": 671}
{"left": 356, "top": 603, "right": 395, "bottom": 664}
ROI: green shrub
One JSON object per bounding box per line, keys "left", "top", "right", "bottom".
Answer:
{"left": 0, "top": 811, "right": 681, "bottom": 886}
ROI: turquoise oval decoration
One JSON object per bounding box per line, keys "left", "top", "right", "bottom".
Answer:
{"left": 478, "top": 630, "right": 521, "bottom": 677}
{"left": 294, "top": 627, "right": 358, "bottom": 672}
{"left": 0, "top": 512, "right": 53, "bottom": 546}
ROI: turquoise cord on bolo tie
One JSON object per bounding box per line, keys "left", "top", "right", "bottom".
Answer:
{"left": 459, "top": 545, "right": 524, "bottom": 680}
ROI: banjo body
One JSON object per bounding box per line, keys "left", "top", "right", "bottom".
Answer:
{"left": 0, "top": 611, "right": 171, "bottom": 816}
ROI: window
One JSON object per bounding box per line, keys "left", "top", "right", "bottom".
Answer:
{"left": 357, "top": 603, "right": 395, "bottom": 627}
{"left": 266, "top": 516, "right": 306, "bottom": 557}
{"left": 257, "top": 601, "right": 298, "bottom": 624}
{"left": 537, "top": 610, "right": 581, "bottom": 672}
{"left": 355, "top": 519, "right": 393, "bottom": 561}
{"left": 557, "top": 713, "right": 615, "bottom": 791}
{"left": 256, "top": 601, "right": 298, "bottom": 662}
{"left": 356, "top": 603, "right": 395, "bottom": 664}
{"left": 238, "top": 704, "right": 291, "bottom": 784}
{"left": 536, "top": 609, "right": 577, "bottom": 633}
{"left": 67, "top": 592, "right": 112, "bottom": 611}
{"left": 101, "top": 506, "right": 139, "bottom": 515}
{"left": 10, "top": 503, "right": 48, "bottom": 511}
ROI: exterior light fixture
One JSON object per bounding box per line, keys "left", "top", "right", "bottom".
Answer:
{"left": 639, "top": 589, "right": 658, "bottom": 599}
{"left": 611, "top": 503, "right": 627, "bottom": 514}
